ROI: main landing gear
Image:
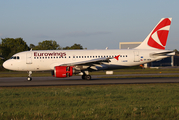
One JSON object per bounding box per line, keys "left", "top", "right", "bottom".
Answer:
{"left": 82, "top": 75, "right": 91, "bottom": 80}
{"left": 81, "top": 71, "right": 91, "bottom": 80}
{"left": 27, "top": 71, "right": 32, "bottom": 81}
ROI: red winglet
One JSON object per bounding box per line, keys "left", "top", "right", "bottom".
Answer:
{"left": 114, "top": 55, "right": 120, "bottom": 60}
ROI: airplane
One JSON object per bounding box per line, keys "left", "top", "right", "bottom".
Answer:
{"left": 2, "top": 18, "right": 175, "bottom": 81}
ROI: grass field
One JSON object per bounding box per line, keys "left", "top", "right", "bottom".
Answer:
{"left": 0, "top": 68, "right": 179, "bottom": 119}
{"left": 0, "top": 84, "right": 179, "bottom": 119}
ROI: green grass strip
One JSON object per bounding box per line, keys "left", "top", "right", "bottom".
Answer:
{"left": 0, "top": 84, "right": 179, "bottom": 119}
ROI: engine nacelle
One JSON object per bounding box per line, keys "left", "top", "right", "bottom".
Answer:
{"left": 53, "top": 66, "right": 74, "bottom": 78}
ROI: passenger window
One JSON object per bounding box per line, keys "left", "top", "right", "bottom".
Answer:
{"left": 17, "top": 56, "right": 20, "bottom": 59}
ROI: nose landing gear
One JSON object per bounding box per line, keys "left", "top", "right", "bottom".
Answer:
{"left": 27, "top": 71, "right": 32, "bottom": 81}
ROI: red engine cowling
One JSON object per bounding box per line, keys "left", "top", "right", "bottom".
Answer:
{"left": 53, "top": 66, "right": 73, "bottom": 78}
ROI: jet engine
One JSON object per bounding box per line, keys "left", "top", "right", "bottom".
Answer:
{"left": 52, "top": 66, "right": 74, "bottom": 78}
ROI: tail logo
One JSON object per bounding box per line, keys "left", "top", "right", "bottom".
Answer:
{"left": 147, "top": 18, "right": 171, "bottom": 50}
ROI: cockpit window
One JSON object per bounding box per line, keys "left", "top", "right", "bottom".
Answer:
{"left": 11, "top": 56, "right": 20, "bottom": 60}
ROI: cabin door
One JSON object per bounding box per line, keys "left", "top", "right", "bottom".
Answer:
{"left": 134, "top": 51, "right": 140, "bottom": 62}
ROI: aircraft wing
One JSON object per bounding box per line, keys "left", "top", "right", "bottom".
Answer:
{"left": 61, "top": 57, "right": 111, "bottom": 66}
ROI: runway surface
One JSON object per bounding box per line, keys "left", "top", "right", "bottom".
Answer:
{"left": 0, "top": 74, "right": 179, "bottom": 87}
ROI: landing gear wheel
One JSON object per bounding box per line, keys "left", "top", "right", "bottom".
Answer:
{"left": 27, "top": 71, "right": 32, "bottom": 81}
{"left": 27, "top": 77, "right": 32, "bottom": 81}
{"left": 85, "top": 75, "right": 91, "bottom": 80}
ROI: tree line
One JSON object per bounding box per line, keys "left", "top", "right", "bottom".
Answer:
{"left": 0, "top": 38, "right": 84, "bottom": 60}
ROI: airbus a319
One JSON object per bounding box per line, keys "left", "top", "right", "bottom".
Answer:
{"left": 3, "top": 18, "right": 175, "bottom": 81}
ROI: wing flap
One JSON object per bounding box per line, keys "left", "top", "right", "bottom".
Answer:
{"left": 61, "top": 57, "right": 111, "bottom": 66}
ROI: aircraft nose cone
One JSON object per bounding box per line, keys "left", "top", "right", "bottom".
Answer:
{"left": 3, "top": 61, "right": 8, "bottom": 69}
{"left": 3, "top": 61, "right": 11, "bottom": 70}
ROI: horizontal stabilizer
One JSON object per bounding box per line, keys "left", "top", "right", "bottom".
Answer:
{"left": 150, "top": 51, "right": 175, "bottom": 57}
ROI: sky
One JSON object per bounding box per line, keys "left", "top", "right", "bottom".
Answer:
{"left": 0, "top": 0, "right": 179, "bottom": 50}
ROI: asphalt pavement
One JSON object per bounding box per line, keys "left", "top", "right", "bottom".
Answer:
{"left": 0, "top": 74, "right": 179, "bottom": 87}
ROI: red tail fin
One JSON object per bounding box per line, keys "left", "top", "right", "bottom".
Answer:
{"left": 135, "top": 18, "right": 172, "bottom": 50}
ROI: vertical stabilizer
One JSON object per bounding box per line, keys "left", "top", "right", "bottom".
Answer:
{"left": 135, "top": 18, "right": 172, "bottom": 50}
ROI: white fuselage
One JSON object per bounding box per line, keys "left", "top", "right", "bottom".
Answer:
{"left": 3, "top": 49, "right": 171, "bottom": 72}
